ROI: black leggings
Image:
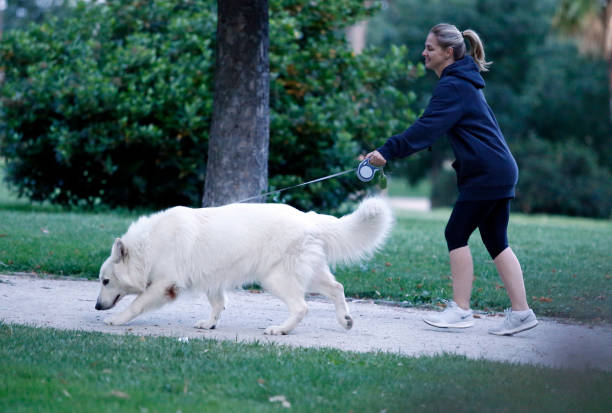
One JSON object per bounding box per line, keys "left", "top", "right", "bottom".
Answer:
{"left": 445, "top": 198, "right": 511, "bottom": 259}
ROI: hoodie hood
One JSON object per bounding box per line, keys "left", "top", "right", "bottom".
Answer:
{"left": 441, "top": 56, "right": 485, "bottom": 89}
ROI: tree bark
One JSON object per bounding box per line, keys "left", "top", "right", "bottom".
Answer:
{"left": 202, "top": 0, "right": 269, "bottom": 206}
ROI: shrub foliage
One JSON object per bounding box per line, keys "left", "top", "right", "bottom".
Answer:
{"left": 0, "top": 0, "right": 419, "bottom": 211}
{"left": 512, "top": 135, "right": 612, "bottom": 219}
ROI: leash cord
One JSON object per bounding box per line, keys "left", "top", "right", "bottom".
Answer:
{"left": 237, "top": 168, "right": 356, "bottom": 203}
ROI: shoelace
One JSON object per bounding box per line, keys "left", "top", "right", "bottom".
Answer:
{"left": 440, "top": 298, "right": 453, "bottom": 307}
{"left": 502, "top": 308, "right": 513, "bottom": 327}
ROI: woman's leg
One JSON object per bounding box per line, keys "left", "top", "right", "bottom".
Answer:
{"left": 424, "top": 201, "right": 488, "bottom": 328}
{"left": 449, "top": 246, "right": 474, "bottom": 310}
{"left": 479, "top": 199, "right": 530, "bottom": 311}
{"left": 494, "top": 247, "right": 529, "bottom": 311}
{"left": 445, "top": 202, "right": 487, "bottom": 310}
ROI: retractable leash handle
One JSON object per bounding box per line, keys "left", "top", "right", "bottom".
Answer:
{"left": 356, "top": 158, "right": 381, "bottom": 182}
{"left": 237, "top": 158, "right": 383, "bottom": 203}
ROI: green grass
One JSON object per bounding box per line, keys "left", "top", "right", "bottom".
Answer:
{"left": 1, "top": 164, "right": 611, "bottom": 321}
{"left": 386, "top": 175, "right": 430, "bottom": 198}
{"left": 1, "top": 324, "right": 611, "bottom": 413}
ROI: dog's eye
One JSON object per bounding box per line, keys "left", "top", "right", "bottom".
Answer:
{"left": 102, "top": 279, "right": 109, "bottom": 286}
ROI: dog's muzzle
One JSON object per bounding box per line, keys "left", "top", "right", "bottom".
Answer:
{"left": 95, "top": 294, "right": 120, "bottom": 311}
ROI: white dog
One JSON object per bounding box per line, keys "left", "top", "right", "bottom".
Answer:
{"left": 95, "top": 197, "right": 392, "bottom": 335}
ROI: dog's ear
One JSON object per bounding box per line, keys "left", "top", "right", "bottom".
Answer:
{"left": 111, "top": 238, "right": 128, "bottom": 263}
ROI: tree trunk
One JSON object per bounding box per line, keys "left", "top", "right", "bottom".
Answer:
{"left": 202, "top": 0, "right": 269, "bottom": 206}
{"left": 346, "top": 20, "right": 368, "bottom": 54}
{"left": 605, "top": 0, "right": 612, "bottom": 121}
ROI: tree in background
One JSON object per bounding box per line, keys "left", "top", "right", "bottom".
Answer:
{"left": 203, "top": 0, "right": 269, "bottom": 207}
{"left": 554, "top": 0, "right": 612, "bottom": 122}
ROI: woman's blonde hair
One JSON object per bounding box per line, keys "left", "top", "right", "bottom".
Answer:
{"left": 430, "top": 23, "right": 492, "bottom": 72}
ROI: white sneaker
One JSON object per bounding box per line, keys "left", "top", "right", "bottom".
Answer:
{"left": 423, "top": 300, "right": 474, "bottom": 328}
{"left": 489, "top": 309, "right": 538, "bottom": 336}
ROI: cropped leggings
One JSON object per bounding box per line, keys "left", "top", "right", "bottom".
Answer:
{"left": 445, "top": 198, "right": 511, "bottom": 259}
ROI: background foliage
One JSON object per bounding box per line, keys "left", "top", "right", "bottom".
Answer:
{"left": 0, "top": 0, "right": 418, "bottom": 212}
{"left": 1, "top": 0, "right": 216, "bottom": 208}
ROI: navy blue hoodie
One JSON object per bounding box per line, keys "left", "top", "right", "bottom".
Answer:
{"left": 377, "top": 56, "right": 518, "bottom": 201}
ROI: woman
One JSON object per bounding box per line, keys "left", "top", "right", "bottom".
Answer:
{"left": 365, "top": 23, "right": 537, "bottom": 335}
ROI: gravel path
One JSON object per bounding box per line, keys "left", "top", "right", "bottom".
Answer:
{"left": 1, "top": 273, "right": 611, "bottom": 371}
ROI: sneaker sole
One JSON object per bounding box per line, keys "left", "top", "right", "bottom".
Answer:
{"left": 489, "top": 320, "right": 538, "bottom": 336}
{"left": 423, "top": 318, "right": 475, "bottom": 329}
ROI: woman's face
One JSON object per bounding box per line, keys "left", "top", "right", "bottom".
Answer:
{"left": 422, "top": 32, "right": 453, "bottom": 77}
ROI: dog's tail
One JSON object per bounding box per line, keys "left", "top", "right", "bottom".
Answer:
{"left": 316, "top": 197, "right": 393, "bottom": 266}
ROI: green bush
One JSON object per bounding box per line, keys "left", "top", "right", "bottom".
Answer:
{"left": 0, "top": 0, "right": 420, "bottom": 212}
{"left": 512, "top": 135, "right": 612, "bottom": 218}
{"left": 1, "top": 0, "right": 215, "bottom": 208}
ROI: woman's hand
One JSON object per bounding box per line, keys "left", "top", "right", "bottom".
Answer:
{"left": 364, "top": 150, "right": 387, "bottom": 167}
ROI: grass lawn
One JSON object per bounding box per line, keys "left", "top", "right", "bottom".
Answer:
{"left": 386, "top": 175, "right": 431, "bottom": 198}
{"left": 1, "top": 324, "right": 611, "bottom": 413}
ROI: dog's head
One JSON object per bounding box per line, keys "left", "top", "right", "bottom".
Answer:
{"left": 95, "top": 238, "right": 132, "bottom": 311}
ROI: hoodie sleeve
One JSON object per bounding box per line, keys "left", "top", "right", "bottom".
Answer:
{"left": 377, "top": 81, "right": 463, "bottom": 161}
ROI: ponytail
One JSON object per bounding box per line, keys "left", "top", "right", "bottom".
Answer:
{"left": 462, "top": 29, "right": 492, "bottom": 72}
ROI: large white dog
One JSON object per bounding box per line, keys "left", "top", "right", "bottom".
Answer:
{"left": 95, "top": 197, "right": 392, "bottom": 335}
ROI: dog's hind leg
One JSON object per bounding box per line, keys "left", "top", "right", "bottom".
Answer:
{"left": 309, "top": 266, "right": 353, "bottom": 330}
{"left": 259, "top": 270, "right": 308, "bottom": 335}
{"left": 104, "top": 282, "right": 180, "bottom": 326}
{"left": 194, "top": 289, "right": 225, "bottom": 330}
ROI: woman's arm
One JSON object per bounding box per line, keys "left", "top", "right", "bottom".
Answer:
{"left": 377, "top": 81, "right": 463, "bottom": 161}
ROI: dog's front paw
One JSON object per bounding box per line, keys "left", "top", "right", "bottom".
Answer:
{"left": 104, "top": 315, "right": 125, "bottom": 326}
{"left": 264, "top": 325, "right": 288, "bottom": 335}
{"left": 194, "top": 320, "right": 216, "bottom": 330}
{"left": 343, "top": 315, "right": 354, "bottom": 330}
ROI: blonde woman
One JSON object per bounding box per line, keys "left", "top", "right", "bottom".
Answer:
{"left": 366, "top": 23, "right": 537, "bottom": 335}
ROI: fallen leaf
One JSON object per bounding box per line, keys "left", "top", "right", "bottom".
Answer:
{"left": 539, "top": 297, "right": 553, "bottom": 303}
{"left": 385, "top": 262, "right": 392, "bottom": 267}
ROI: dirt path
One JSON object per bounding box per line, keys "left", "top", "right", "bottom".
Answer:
{"left": 1, "top": 273, "right": 611, "bottom": 372}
